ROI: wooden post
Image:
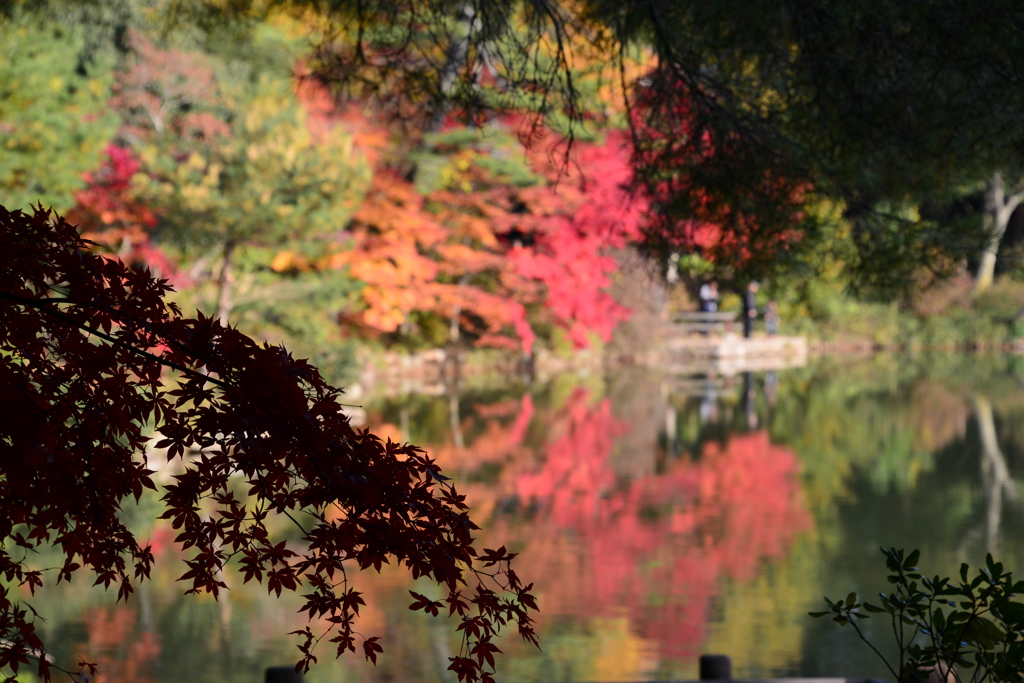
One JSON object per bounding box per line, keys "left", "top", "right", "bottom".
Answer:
{"left": 700, "top": 654, "right": 733, "bottom": 680}
{"left": 265, "top": 666, "right": 303, "bottom": 683}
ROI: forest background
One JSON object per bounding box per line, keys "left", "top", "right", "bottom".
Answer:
{"left": 5, "top": 1, "right": 1024, "bottom": 386}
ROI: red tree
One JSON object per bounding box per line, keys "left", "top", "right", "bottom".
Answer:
{"left": 506, "top": 131, "right": 646, "bottom": 348}
{"left": 0, "top": 205, "right": 536, "bottom": 682}
{"left": 66, "top": 144, "right": 181, "bottom": 285}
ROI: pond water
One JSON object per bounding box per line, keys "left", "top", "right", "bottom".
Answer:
{"left": 19, "top": 353, "right": 1024, "bottom": 683}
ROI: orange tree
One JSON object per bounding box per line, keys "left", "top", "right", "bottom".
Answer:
{"left": 325, "top": 167, "right": 540, "bottom": 352}
{"left": 0, "top": 204, "right": 537, "bottom": 682}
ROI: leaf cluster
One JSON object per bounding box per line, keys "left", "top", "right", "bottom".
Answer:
{"left": 811, "top": 548, "right": 1024, "bottom": 683}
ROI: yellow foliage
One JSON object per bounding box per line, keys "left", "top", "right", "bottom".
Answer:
{"left": 703, "top": 538, "right": 821, "bottom": 676}
{"left": 270, "top": 250, "right": 309, "bottom": 273}
{"left": 137, "top": 73, "right": 371, "bottom": 256}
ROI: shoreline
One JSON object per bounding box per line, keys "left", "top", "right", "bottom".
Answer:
{"left": 350, "top": 336, "right": 1024, "bottom": 399}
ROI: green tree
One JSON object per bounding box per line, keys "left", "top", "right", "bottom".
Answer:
{"left": 127, "top": 48, "right": 371, "bottom": 324}
{"left": 0, "top": 12, "right": 117, "bottom": 212}
{"left": 602, "top": 0, "right": 1024, "bottom": 287}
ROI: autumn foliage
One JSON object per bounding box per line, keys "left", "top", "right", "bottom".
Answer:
{"left": 512, "top": 425, "right": 811, "bottom": 658}
{"left": 366, "top": 385, "right": 812, "bottom": 665}
{"left": 503, "top": 131, "right": 645, "bottom": 347}
{"left": 65, "top": 144, "right": 180, "bottom": 285}
{"left": 325, "top": 173, "right": 537, "bottom": 352}
{"left": 59, "top": 32, "right": 647, "bottom": 355}
{"left": 306, "top": 127, "right": 646, "bottom": 352}
{"left": 386, "top": 386, "right": 812, "bottom": 662}
{"left": 0, "top": 205, "right": 536, "bottom": 682}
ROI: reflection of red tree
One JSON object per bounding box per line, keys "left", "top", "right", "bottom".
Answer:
{"left": 514, "top": 390, "right": 628, "bottom": 519}
{"left": 362, "top": 390, "right": 811, "bottom": 664}
{"left": 507, "top": 425, "right": 811, "bottom": 660}
{"left": 407, "top": 394, "right": 536, "bottom": 474}
{"left": 84, "top": 606, "right": 161, "bottom": 683}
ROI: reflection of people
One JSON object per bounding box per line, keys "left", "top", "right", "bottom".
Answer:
{"left": 743, "top": 371, "right": 758, "bottom": 430}
{"left": 743, "top": 281, "right": 759, "bottom": 338}
{"left": 764, "top": 370, "right": 779, "bottom": 407}
{"left": 765, "top": 300, "right": 780, "bottom": 336}
{"left": 699, "top": 384, "right": 718, "bottom": 424}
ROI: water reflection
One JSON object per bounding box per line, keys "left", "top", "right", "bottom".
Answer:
{"left": 18, "top": 354, "right": 1024, "bottom": 683}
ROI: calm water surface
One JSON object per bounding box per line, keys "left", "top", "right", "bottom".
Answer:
{"left": 21, "top": 353, "right": 1024, "bottom": 683}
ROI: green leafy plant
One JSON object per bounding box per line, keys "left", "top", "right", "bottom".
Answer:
{"left": 811, "top": 548, "right": 1024, "bottom": 683}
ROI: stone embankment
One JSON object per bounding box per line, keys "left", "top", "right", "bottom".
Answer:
{"left": 660, "top": 332, "right": 809, "bottom": 375}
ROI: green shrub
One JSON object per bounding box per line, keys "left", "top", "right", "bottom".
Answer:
{"left": 812, "top": 548, "right": 1024, "bottom": 683}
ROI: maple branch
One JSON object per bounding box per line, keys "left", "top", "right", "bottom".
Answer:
{"left": 0, "top": 290, "right": 228, "bottom": 389}
{"left": 0, "top": 644, "right": 90, "bottom": 683}
{"left": 255, "top": 471, "right": 311, "bottom": 538}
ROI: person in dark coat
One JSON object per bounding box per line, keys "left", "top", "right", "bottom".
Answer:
{"left": 743, "top": 281, "right": 759, "bottom": 338}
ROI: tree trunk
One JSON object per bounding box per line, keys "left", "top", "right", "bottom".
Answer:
{"left": 975, "top": 173, "right": 1024, "bottom": 292}
{"left": 214, "top": 240, "right": 236, "bottom": 326}
{"left": 425, "top": 4, "right": 474, "bottom": 133}
{"left": 449, "top": 391, "right": 464, "bottom": 450}
{"left": 973, "top": 395, "right": 1017, "bottom": 549}
{"left": 450, "top": 304, "right": 462, "bottom": 344}
{"left": 449, "top": 275, "right": 469, "bottom": 344}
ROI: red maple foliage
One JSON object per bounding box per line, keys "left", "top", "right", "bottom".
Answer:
{"left": 290, "top": 114, "right": 648, "bottom": 353}
{"left": 0, "top": 205, "right": 536, "bottom": 682}
{"left": 66, "top": 144, "right": 182, "bottom": 286}
{"left": 505, "top": 131, "right": 645, "bottom": 348}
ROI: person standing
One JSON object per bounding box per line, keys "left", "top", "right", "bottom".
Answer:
{"left": 743, "top": 281, "right": 759, "bottom": 338}
{"left": 765, "top": 300, "right": 780, "bottom": 336}
{"left": 699, "top": 281, "right": 714, "bottom": 312}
